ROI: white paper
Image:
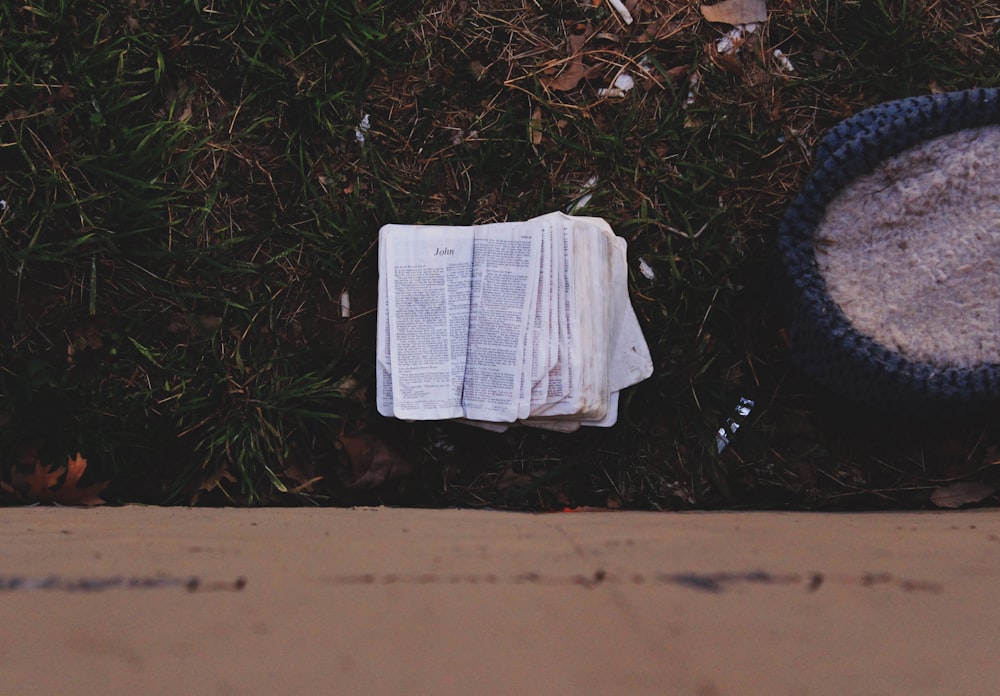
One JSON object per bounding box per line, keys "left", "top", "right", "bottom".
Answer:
{"left": 384, "top": 226, "right": 475, "bottom": 420}
{"left": 376, "top": 211, "right": 652, "bottom": 430}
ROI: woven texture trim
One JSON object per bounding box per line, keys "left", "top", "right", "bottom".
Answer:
{"left": 777, "top": 88, "right": 1000, "bottom": 411}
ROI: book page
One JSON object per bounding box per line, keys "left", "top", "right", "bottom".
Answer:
{"left": 461, "top": 228, "right": 542, "bottom": 422}
{"left": 516, "top": 231, "right": 541, "bottom": 420}
{"left": 532, "top": 216, "right": 611, "bottom": 418}
{"left": 529, "top": 225, "right": 551, "bottom": 408}
{"left": 580, "top": 391, "right": 619, "bottom": 428}
{"left": 606, "top": 236, "right": 653, "bottom": 392}
{"left": 375, "top": 246, "right": 394, "bottom": 417}
{"left": 571, "top": 218, "right": 611, "bottom": 419}
{"left": 568, "top": 217, "right": 653, "bottom": 393}
{"left": 383, "top": 226, "right": 475, "bottom": 420}
{"left": 534, "top": 220, "right": 575, "bottom": 413}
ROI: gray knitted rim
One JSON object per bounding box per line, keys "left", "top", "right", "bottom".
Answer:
{"left": 777, "top": 87, "right": 1000, "bottom": 412}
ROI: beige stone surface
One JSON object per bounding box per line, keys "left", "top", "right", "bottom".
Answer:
{"left": 2, "top": 506, "right": 999, "bottom": 695}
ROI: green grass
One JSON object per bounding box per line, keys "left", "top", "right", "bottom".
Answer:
{"left": 2, "top": 0, "right": 999, "bottom": 507}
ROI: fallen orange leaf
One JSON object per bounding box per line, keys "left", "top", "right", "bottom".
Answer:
{"left": 52, "top": 453, "right": 108, "bottom": 506}
{"left": 13, "top": 453, "right": 108, "bottom": 506}
{"left": 23, "top": 460, "right": 64, "bottom": 503}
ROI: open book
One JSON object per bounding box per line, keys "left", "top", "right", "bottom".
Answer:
{"left": 376, "top": 211, "right": 653, "bottom": 432}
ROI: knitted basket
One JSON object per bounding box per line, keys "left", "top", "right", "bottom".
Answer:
{"left": 777, "top": 87, "right": 1000, "bottom": 412}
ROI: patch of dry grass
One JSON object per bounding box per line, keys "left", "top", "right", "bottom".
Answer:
{"left": 2, "top": 0, "right": 999, "bottom": 507}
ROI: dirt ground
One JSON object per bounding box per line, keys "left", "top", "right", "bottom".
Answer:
{"left": 2, "top": 506, "right": 999, "bottom": 695}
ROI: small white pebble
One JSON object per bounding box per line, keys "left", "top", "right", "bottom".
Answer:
{"left": 685, "top": 71, "right": 701, "bottom": 107}
{"left": 598, "top": 73, "right": 636, "bottom": 98}
{"left": 614, "top": 73, "right": 635, "bottom": 91}
{"left": 354, "top": 113, "right": 371, "bottom": 144}
{"left": 638, "top": 257, "right": 656, "bottom": 281}
{"left": 717, "top": 23, "right": 757, "bottom": 55}
{"left": 772, "top": 48, "right": 795, "bottom": 73}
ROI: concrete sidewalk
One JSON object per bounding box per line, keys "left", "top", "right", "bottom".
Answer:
{"left": 1, "top": 506, "right": 998, "bottom": 695}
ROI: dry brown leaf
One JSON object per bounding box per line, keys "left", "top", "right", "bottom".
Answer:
{"left": 22, "top": 460, "right": 64, "bottom": 503}
{"left": 197, "top": 464, "right": 236, "bottom": 493}
{"left": 283, "top": 460, "right": 324, "bottom": 493}
{"left": 63, "top": 453, "right": 88, "bottom": 490}
{"left": 188, "top": 464, "right": 236, "bottom": 504}
{"left": 638, "top": 64, "right": 690, "bottom": 90}
{"left": 51, "top": 453, "right": 108, "bottom": 506}
{"left": 529, "top": 106, "right": 543, "bottom": 145}
{"left": 338, "top": 433, "right": 411, "bottom": 490}
{"left": 701, "top": 0, "right": 767, "bottom": 25}
{"left": 542, "top": 58, "right": 599, "bottom": 92}
{"left": 567, "top": 26, "right": 592, "bottom": 54}
{"left": 714, "top": 52, "right": 744, "bottom": 77}
{"left": 338, "top": 433, "right": 373, "bottom": 473}
{"left": 10, "top": 452, "right": 107, "bottom": 506}
{"left": 540, "top": 21, "right": 599, "bottom": 92}
{"left": 366, "top": 440, "right": 412, "bottom": 487}
{"left": 930, "top": 482, "right": 996, "bottom": 509}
